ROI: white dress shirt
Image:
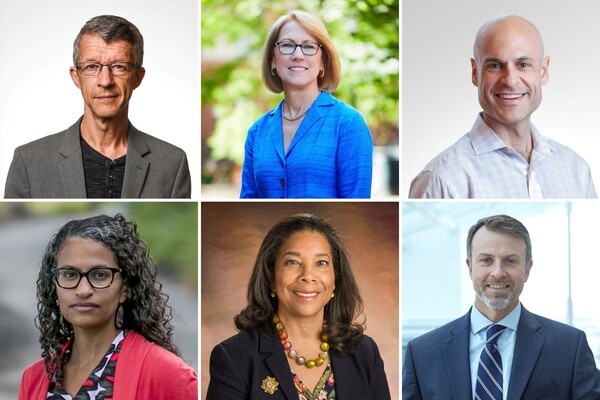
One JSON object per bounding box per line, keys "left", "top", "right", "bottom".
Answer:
{"left": 409, "top": 114, "right": 597, "bottom": 199}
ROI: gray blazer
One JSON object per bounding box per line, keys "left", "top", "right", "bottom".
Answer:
{"left": 4, "top": 118, "right": 191, "bottom": 198}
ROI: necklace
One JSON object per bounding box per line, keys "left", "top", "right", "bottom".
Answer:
{"left": 273, "top": 314, "right": 329, "bottom": 369}
{"left": 282, "top": 99, "right": 310, "bottom": 121}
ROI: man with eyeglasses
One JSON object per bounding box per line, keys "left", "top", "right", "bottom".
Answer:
{"left": 4, "top": 15, "right": 191, "bottom": 198}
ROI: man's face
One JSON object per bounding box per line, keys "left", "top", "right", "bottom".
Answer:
{"left": 70, "top": 34, "right": 145, "bottom": 122}
{"left": 467, "top": 227, "right": 532, "bottom": 318}
{"left": 471, "top": 18, "right": 549, "bottom": 130}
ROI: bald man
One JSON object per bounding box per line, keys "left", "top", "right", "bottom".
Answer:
{"left": 409, "top": 15, "right": 596, "bottom": 199}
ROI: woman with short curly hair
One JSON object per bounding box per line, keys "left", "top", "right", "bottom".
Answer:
{"left": 18, "top": 214, "right": 197, "bottom": 399}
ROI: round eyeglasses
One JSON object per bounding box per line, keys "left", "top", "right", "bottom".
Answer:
{"left": 76, "top": 62, "right": 137, "bottom": 77}
{"left": 275, "top": 41, "right": 322, "bottom": 56}
{"left": 54, "top": 267, "right": 122, "bottom": 289}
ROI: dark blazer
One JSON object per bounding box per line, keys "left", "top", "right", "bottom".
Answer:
{"left": 207, "top": 328, "right": 391, "bottom": 399}
{"left": 4, "top": 118, "right": 191, "bottom": 198}
{"left": 403, "top": 305, "right": 600, "bottom": 400}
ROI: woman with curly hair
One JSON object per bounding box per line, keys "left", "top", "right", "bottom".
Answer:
{"left": 207, "top": 213, "right": 390, "bottom": 399}
{"left": 18, "top": 214, "right": 197, "bottom": 399}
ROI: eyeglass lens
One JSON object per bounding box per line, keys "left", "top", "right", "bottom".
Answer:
{"left": 277, "top": 41, "right": 320, "bottom": 55}
{"left": 77, "top": 62, "right": 134, "bottom": 76}
{"left": 56, "top": 268, "right": 117, "bottom": 289}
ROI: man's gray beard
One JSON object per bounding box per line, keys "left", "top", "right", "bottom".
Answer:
{"left": 478, "top": 291, "right": 514, "bottom": 310}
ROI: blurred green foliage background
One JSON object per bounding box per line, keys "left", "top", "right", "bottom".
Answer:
{"left": 201, "top": 0, "right": 399, "bottom": 184}
{"left": 0, "top": 202, "right": 198, "bottom": 285}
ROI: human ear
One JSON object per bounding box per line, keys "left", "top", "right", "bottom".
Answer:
{"left": 471, "top": 58, "right": 479, "bottom": 86}
{"left": 70, "top": 66, "right": 81, "bottom": 89}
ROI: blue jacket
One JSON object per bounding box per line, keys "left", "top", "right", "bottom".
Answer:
{"left": 240, "top": 92, "right": 372, "bottom": 198}
{"left": 403, "top": 305, "right": 600, "bottom": 399}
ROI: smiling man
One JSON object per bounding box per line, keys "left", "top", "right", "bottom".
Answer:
{"left": 409, "top": 15, "right": 596, "bottom": 198}
{"left": 403, "top": 214, "right": 600, "bottom": 399}
{"left": 4, "top": 15, "right": 191, "bottom": 198}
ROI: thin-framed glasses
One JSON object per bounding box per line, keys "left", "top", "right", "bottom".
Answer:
{"left": 275, "top": 41, "right": 322, "bottom": 56}
{"left": 76, "top": 62, "right": 137, "bottom": 77}
{"left": 54, "top": 267, "right": 122, "bottom": 289}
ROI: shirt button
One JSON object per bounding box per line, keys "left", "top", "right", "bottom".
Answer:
{"left": 280, "top": 179, "right": 285, "bottom": 187}
{"left": 109, "top": 163, "right": 115, "bottom": 170}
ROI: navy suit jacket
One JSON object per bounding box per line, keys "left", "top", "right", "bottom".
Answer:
{"left": 4, "top": 117, "right": 191, "bottom": 198}
{"left": 207, "top": 328, "right": 391, "bottom": 399}
{"left": 403, "top": 305, "right": 600, "bottom": 399}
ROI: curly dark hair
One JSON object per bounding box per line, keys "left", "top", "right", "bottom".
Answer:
{"left": 235, "top": 213, "right": 365, "bottom": 354}
{"left": 36, "top": 213, "right": 179, "bottom": 377}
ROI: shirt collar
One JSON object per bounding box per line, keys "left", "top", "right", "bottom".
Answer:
{"left": 469, "top": 113, "right": 552, "bottom": 157}
{"left": 470, "top": 302, "right": 522, "bottom": 335}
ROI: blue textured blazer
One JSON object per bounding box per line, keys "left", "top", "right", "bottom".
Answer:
{"left": 207, "top": 328, "right": 391, "bottom": 399}
{"left": 402, "top": 305, "right": 600, "bottom": 399}
{"left": 240, "top": 92, "right": 372, "bottom": 198}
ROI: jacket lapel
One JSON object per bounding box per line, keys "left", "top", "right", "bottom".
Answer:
{"left": 285, "top": 92, "right": 332, "bottom": 156}
{"left": 507, "top": 307, "right": 544, "bottom": 400}
{"left": 442, "top": 311, "right": 474, "bottom": 400}
{"left": 122, "top": 123, "right": 150, "bottom": 198}
{"left": 268, "top": 105, "right": 286, "bottom": 164}
{"left": 259, "top": 333, "right": 297, "bottom": 400}
{"left": 285, "top": 107, "right": 322, "bottom": 156}
{"left": 57, "top": 119, "right": 87, "bottom": 198}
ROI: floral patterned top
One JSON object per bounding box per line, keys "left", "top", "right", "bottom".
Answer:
{"left": 293, "top": 363, "right": 335, "bottom": 400}
{"left": 46, "top": 330, "right": 127, "bottom": 399}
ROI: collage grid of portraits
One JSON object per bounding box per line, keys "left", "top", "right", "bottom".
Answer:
{"left": 3, "top": 1, "right": 600, "bottom": 400}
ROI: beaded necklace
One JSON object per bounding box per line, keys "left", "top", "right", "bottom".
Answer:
{"left": 273, "top": 314, "right": 329, "bottom": 368}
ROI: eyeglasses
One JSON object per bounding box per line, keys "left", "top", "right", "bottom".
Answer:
{"left": 275, "top": 41, "right": 322, "bottom": 56}
{"left": 54, "top": 267, "right": 122, "bottom": 289}
{"left": 76, "top": 62, "right": 137, "bottom": 77}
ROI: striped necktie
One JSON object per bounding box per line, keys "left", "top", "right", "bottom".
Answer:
{"left": 475, "top": 324, "right": 506, "bottom": 400}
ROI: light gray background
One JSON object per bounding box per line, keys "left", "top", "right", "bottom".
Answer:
{"left": 0, "top": 0, "right": 199, "bottom": 198}
{"left": 402, "top": 0, "right": 600, "bottom": 197}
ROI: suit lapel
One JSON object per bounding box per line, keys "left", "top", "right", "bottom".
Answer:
{"left": 268, "top": 105, "right": 286, "bottom": 164}
{"left": 285, "top": 106, "right": 322, "bottom": 156}
{"left": 507, "top": 307, "right": 544, "bottom": 400}
{"left": 442, "top": 311, "right": 473, "bottom": 400}
{"left": 330, "top": 352, "right": 369, "bottom": 398}
{"left": 58, "top": 119, "right": 87, "bottom": 198}
{"left": 122, "top": 123, "right": 150, "bottom": 198}
{"left": 259, "top": 333, "right": 297, "bottom": 400}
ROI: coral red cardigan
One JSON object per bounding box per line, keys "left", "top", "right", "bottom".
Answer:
{"left": 18, "top": 331, "right": 197, "bottom": 399}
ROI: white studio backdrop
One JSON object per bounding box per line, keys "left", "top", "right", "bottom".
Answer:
{"left": 402, "top": 0, "right": 600, "bottom": 197}
{"left": 0, "top": 0, "right": 199, "bottom": 198}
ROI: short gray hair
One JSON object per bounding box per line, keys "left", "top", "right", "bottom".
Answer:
{"left": 73, "top": 15, "right": 144, "bottom": 67}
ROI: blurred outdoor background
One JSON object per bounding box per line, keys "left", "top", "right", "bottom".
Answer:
{"left": 0, "top": 202, "right": 198, "bottom": 400}
{"left": 201, "top": 0, "right": 399, "bottom": 198}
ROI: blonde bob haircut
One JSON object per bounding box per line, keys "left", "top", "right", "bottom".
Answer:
{"left": 262, "top": 10, "right": 341, "bottom": 93}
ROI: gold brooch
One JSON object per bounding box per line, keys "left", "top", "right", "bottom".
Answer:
{"left": 261, "top": 376, "right": 279, "bottom": 394}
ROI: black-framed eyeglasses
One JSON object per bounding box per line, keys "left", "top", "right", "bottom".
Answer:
{"left": 54, "top": 267, "right": 122, "bottom": 289}
{"left": 275, "top": 41, "right": 322, "bottom": 56}
{"left": 76, "top": 62, "right": 137, "bottom": 77}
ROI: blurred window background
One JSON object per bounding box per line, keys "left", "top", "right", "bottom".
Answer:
{"left": 402, "top": 201, "right": 600, "bottom": 367}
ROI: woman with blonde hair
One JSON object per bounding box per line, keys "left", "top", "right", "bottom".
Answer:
{"left": 241, "top": 10, "right": 373, "bottom": 198}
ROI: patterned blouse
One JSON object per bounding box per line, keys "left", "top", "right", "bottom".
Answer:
{"left": 293, "top": 364, "right": 335, "bottom": 400}
{"left": 46, "top": 330, "right": 127, "bottom": 399}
